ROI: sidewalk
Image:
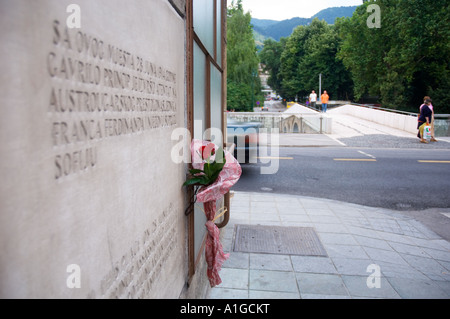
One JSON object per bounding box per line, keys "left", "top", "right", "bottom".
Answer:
{"left": 207, "top": 192, "right": 450, "bottom": 299}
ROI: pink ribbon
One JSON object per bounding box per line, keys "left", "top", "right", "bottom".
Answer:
{"left": 190, "top": 140, "right": 242, "bottom": 287}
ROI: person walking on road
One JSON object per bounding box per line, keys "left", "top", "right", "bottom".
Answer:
{"left": 420, "top": 96, "right": 438, "bottom": 142}
{"left": 417, "top": 96, "right": 433, "bottom": 143}
{"left": 321, "top": 90, "right": 329, "bottom": 113}
{"left": 309, "top": 90, "right": 317, "bottom": 110}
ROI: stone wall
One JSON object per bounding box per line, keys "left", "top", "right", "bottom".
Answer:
{"left": 0, "top": 0, "right": 189, "bottom": 298}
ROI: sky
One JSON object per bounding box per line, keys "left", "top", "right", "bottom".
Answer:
{"left": 228, "top": 0, "right": 364, "bottom": 21}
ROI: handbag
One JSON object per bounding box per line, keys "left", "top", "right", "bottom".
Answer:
{"left": 424, "top": 125, "right": 432, "bottom": 141}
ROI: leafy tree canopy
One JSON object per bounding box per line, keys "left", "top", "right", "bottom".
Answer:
{"left": 227, "top": 0, "right": 263, "bottom": 111}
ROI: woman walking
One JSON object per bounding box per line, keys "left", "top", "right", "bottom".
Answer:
{"left": 417, "top": 96, "right": 433, "bottom": 143}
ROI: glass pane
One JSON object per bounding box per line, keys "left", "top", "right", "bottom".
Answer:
{"left": 210, "top": 64, "right": 223, "bottom": 146}
{"left": 193, "top": 42, "right": 207, "bottom": 257}
{"left": 216, "top": 0, "right": 222, "bottom": 66}
{"left": 194, "top": 42, "right": 206, "bottom": 140}
{"left": 193, "top": 0, "right": 214, "bottom": 56}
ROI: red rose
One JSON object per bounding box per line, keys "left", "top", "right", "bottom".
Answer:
{"left": 200, "top": 144, "right": 216, "bottom": 160}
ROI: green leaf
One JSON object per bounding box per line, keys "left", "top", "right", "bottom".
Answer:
{"left": 189, "top": 169, "right": 204, "bottom": 175}
{"left": 183, "top": 176, "right": 209, "bottom": 187}
{"left": 209, "top": 170, "right": 222, "bottom": 184}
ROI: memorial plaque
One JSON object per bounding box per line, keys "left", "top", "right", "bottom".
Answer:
{"left": 0, "top": 0, "right": 187, "bottom": 298}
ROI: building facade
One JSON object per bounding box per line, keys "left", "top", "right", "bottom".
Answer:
{"left": 0, "top": 0, "right": 227, "bottom": 299}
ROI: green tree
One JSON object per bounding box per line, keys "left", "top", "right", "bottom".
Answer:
{"left": 278, "top": 19, "right": 353, "bottom": 101}
{"left": 297, "top": 20, "right": 353, "bottom": 101}
{"left": 259, "top": 38, "right": 287, "bottom": 95}
{"left": 337, "top": 0, "right": 450, "bottom": 112}
{"left": 227, "top": 0, "right": 263, "bottom": 111}
{"left": 278, "top": 23, "right": 310, "bottom": 100}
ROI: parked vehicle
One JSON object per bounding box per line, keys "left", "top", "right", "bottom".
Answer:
{"left": 227, "top": 119, "right": 261, "bottom": 164}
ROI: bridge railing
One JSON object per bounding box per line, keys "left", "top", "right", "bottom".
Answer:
{"left": 332, "top": 104, "right": 450, "bottom": 137}
{"left": 226, "top": 112, "right": 332, "bottom": 134}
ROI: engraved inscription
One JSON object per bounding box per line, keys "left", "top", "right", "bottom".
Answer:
{"left": 48, "top": 20, "right": 178, "bottom": 180}
{"left": 95, "top": 203, "right": 179, "bottom": 299}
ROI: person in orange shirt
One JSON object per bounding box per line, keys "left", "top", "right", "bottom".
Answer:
{"left": 321, "top": 90, "right": 329, "bottom": 113}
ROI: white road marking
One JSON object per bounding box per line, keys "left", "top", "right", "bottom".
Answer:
{"left": 358, "top": 150, "right": 376, "bottom": 159}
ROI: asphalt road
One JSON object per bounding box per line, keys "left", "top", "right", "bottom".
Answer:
{"left": 235, "top": 147, "right": 450, "bottom": 210}
{"left": 233, "top": 146, "right": 450, "bottom": 239}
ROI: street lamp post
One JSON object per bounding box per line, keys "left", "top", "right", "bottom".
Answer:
{"left": 318, "top": 73, "right": 322, "bottom": 112}
{"left": 319, "top": 73, "right": 322, "bottom": 101}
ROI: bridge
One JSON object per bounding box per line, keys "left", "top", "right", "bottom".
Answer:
{"left": 228, "top": 102, "right": 450, "bottom": 148}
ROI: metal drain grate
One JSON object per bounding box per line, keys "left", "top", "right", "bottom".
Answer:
{"left": 233, "top": 224, "right": 327, "bottom": 256}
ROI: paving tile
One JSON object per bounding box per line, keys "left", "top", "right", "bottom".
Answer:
{"left": 250, "top": 213, "right": 280, "bottom": 222}
{"left": 296, "top": 273, "right": 348, "bottom": 296}
{"left": 318, "top": 233, "right": 358, "bottom": 245}
{"left": 208, "top": 288, "right": 249, "bottom": 299}
{"left": 291, "top": 256, "right": 337, "bottom": 274}
{"left": 274, "top": 196, "right": 301, "bottom": 204}
{"left": 305, "top": 208, "right": 336, "bottom": 217}
{"left": 325, "top": 244, "right": 370, "bottom": 259}
{"left": 251, "top": 207, "right": 278, "bottom": 214}
{"left": 353, "top": 235, "right": 392, "bottom": 250}
{"left": 377, "top": 262, "right": 431, "bottom": 281}
{"left": 313, "top": 223, "right": 348, "bottom": 234}
{"left": 331, "top": 257, "right": 375, "bottom": 276}
{"left": 281, "top": 222, "right": 315, "bottom": 228}
{"left": 410, "top": 237, "right": 450, "bottom": 251}
{"left": 222, "top": 252, "right": 249, "bottom": 269}
{"left": 332, "top": 209, "right": 366, "bottom": 219}
{"left": 249, "top": 290, "right": 300, "bottom": 299}
{"left": 231, "top": 201, "right": 250, "bottom": 209}
{"left": 221, "top": 236, "right": 233, "bottom": 252}
{"left": 230, "top": 206, "right": 251, "bottom": 213}
{"left": 401, "top": 254, "right": 449, "bottom": 278}
{"left": 216, "top": 268, "right": 248, "bottom": 290}
{"left": 251, "top": 201, "right": 277, "bottom": 208}
{"left": 422, "top": 247, "right": 450, "bottom": 262}
{"left": 387, "top": 278, "right": 449, "bottom": 299}
{"left": 250, "top": 253, "right": 293, "bottom": 271}
{"left": 438, "top": 260, "right": 450, "bottom": 272}
{"left": 363, "top": 247, "right": 409, "bottom": 266}
{"left": 231, "top": 195, "right": 250, "bottom": 202}
{"left": 346, "top": 226, "right": 382, "bottom": 239}
{"left": 388, "top": 241, "right": 431, "bottom": 258}
{"left": 249, "top": 270, "right": 298, "bottom": 293}
{"left": 406, "top": 220, "right": 442, "bottom": 239}
{"left": 426, "top": 273, "right": 450, "bottom": 282}
{"left": 279, "top": 214, "right": 311, "bottom": 223}
{"left": 341, "top": 217, "right": 372, "bottom": 228}
{"left": 434, "top": 281, "right": 450, "bottom": 297}
{"left": 276, "top": 202, "right": 305, "bottom": 211}
{"left": 341, "top": 275, "right": 400, "bottom": 299}
{"left": 434, "top": 240, "right": 450, "bottom": 251}
{"left": 250, "top": 195, "right": 277, "bottom": 202}
{"left": 230, "top": 214, "right": 250, "bottom": 223}
{"left": 375, "top": 231, "right": 416, "bottom": 245}
{"left": 249, "top": 220, "right": 282, "bottom": 226}
{"left": 221, "top": 191, "right": 450, "bottom": 300}
{"left": 309, "top": 215, "right": 341, "bottom": 224}
{"left": 301, "top": 293, "right": 351, "bottom": 299}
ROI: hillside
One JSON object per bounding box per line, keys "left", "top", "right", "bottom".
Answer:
{"left": 312, "top": 6, "right": 358, "bottom": 24}
{"left": 252, "top": 6, "right": 357, "bottom": 42}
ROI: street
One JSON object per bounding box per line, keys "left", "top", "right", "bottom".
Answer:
{"left": 233, "top": 145, "right": 450, "bottom": 240}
